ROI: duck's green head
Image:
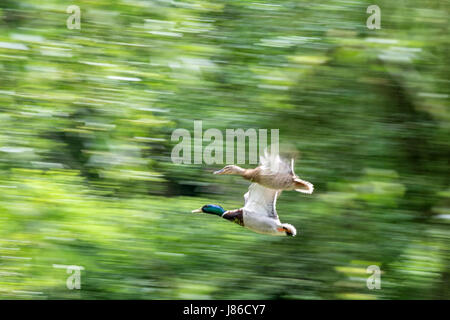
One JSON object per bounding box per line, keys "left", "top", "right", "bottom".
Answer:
{"left": 192, "top": 204, "right": 225, "bottom": 216}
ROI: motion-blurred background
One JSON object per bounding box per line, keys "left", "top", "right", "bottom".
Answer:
{"left": 0, "top": 0, "right": 448, "bottom": 299}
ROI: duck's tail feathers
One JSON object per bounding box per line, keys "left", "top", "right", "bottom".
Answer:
{"left": 294, "top": 178, "right": 314, "bottom": 194}
{"left": 282, "top": 223, "right": 297, "bottom": 237}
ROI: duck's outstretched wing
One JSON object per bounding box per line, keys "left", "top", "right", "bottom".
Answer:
{"left": 260, "top": 149, "right": 314, "bottom": 194}
{"left": 243, "top": 183, "right": 280, "bottom": 220}
{"left": 259, "top": 149, "right": 293, "bottom": 176}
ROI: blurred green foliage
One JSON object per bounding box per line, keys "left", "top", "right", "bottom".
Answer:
{"left": 0, "top": 0, "right": 448, "bottom": 299}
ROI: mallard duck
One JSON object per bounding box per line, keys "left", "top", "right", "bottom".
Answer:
{"left": 213, "top": 151, "right": 314, "bottom": 194}
{"left": 192, "top": 183, "right": 297, "bottom": 236}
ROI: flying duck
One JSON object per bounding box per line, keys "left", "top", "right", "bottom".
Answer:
{"left": 192, "top": 183, "right": 297, "bottom": 236}
{"left": 213, "top": 151, "right": 313, "bottom": 194}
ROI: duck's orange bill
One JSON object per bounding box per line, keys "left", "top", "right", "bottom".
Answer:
{"left": 277, "top": 227, "right": 285, "bottom": 232}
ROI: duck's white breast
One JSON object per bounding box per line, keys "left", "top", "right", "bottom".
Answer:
{"left": 243, "top": 211, "right": 283, "bottom": 235}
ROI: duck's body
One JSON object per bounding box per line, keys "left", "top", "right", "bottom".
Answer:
{"left": 214, "top": 151, "right": 313, "bottom": 194}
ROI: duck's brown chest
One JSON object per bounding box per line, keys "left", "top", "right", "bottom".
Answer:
{"left": 222, "top": 208, "right": 244, "bottom": 226}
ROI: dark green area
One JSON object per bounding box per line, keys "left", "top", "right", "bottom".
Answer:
{"left": 0, "top": 0, "right": 448, "bottom": 299}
